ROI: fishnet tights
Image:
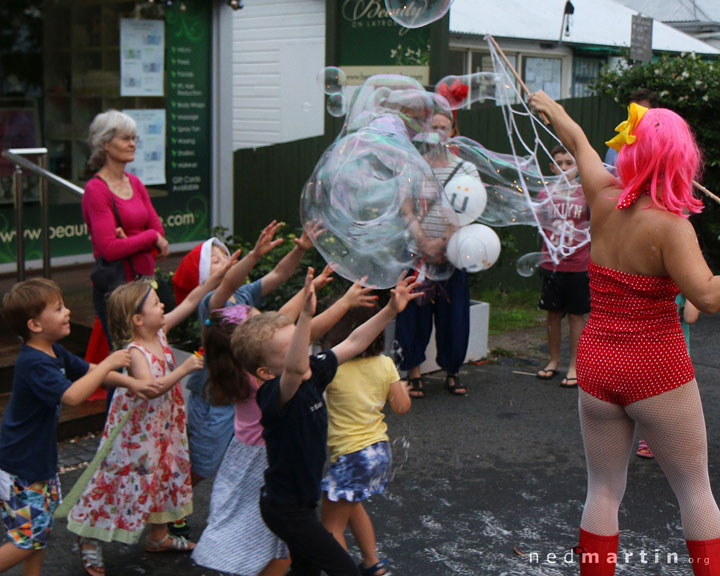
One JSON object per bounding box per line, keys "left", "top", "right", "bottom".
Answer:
{"left": 579, "top": 380, "right": 720, "bottom": 540}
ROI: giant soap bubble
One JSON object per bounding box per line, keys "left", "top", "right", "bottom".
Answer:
{"left": 385, "top": 0, "right": 453, "bottom": 29}
{"left": 301, "top": 90, "right": 459, "bottom": 288}
{"left": 300, "top": 59, "right": 591, "bottom": 287}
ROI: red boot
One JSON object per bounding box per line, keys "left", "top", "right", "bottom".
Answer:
{"left": 575, "top": 528, "right": 619, "bottom": 576}
{"left": 686, "top": 538, "right": 720, "bottom": 575}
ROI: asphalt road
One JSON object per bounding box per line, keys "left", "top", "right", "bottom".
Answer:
{"left": 13, "top": 313, "right": 720, "bottom": 575}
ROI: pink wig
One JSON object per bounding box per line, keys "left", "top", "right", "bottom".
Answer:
{"left": 616, "top": 108, "right": 703, "bottom": 217}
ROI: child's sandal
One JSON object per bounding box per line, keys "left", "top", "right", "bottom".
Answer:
{"left": 79, "top": 537, "right": 105, "bottom": 576}
{"left": 145, "top": 533, "right": 195, "bottom": 553}
{"left": 359, "top": 558, "right": 392, "bottom": 576}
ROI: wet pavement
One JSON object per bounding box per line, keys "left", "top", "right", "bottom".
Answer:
{"left": 11, "top": 313, "right": 720, "bottom": 575}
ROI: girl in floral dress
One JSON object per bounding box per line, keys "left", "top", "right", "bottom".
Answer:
{"left": 65, "top": 277, "right": 224, "bottom": 576}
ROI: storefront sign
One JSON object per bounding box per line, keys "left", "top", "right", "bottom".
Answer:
{"left": 164, "top": 2, "right": 212, "bottom": 244}
{"left": 338, "top": 0, "right": 431, "bottom": 85}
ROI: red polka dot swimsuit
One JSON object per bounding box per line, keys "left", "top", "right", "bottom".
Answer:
{"left": 577, "top": 260, "right": 694, "bottom": 405}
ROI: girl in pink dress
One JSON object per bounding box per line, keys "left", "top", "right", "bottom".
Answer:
{"left": 66, "top": 274, "right": 230, "bottom": 576}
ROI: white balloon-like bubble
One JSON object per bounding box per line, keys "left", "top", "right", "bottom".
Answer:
{"left": 443, "top": 174, "right": 487, "bottom": 226}
{"left": 446, "top": 224, "right": 501, "bottom": 272}
{"left": 385, "top": 0, "right": 453, "bottom": 29}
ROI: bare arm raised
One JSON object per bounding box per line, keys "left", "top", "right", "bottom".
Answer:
{"left": 528, "top": 91, "right": 618, "bottom": 209}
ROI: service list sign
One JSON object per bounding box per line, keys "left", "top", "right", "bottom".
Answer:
{"left": 164, "top": 3, "right": 211, "bottom": 243}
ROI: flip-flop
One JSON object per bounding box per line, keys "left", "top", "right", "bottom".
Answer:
{"left": 536, "top": 368, "right": 559, "bottom": 380}
{"left": 560, "top": 376, "right": 578, "bottom": 388}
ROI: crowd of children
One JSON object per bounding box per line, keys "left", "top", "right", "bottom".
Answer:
{"left": 0, "top": 223, "right": 415, "bottom": 576}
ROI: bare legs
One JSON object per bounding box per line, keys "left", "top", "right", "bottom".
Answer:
{"left": 322, "top": 495, "right": 385, "bottom": 572}
{"left": 539, "top": 312, "right": 585, "bottom": 383}
{"left": 0, "top": 543, "right": 44, "bottom": 576}
{"left": 579, "top": 382, "right": 720, "bottom": 539}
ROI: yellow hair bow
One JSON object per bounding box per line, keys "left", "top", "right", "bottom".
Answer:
{"left": 605, "top": 102, "right": 649, "bottom": 152}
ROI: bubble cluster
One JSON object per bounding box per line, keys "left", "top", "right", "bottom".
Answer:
{"left": 301, "top": 65, "right": 589, "bottom": 286}
{"left": 385, "top": 0, "right": 454, "bottom": 29}
{"left": 317, "top": 66, "right": 346, "bottom": 95}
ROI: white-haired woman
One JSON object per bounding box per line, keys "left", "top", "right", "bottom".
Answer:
{"left": 82, "top": 110, "right": 168, "bottom": 347}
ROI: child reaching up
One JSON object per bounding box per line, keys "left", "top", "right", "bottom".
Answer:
{"left": 231, "top": 269, "right": 421, "bottom": 576}
{"left": 191, "top": 279, "right": 374, "bottom": 576}
{"left": 320, "top": 306, "right": 411, "bottom": 576}
{"left": 66, "top": 270, "right": 229, "bottom": 576}
{"left": 0, "top": 279, "right": 140, "bottom": 576}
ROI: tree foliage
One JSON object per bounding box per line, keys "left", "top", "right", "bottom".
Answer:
{"left": 593, "top": 53, "right": 720, "bottom": 267}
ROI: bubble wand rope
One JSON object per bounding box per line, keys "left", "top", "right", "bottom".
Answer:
{"left": 487, "top": 35, "right": 549, "bottom": 124}
{"left": 488, "top": 36, "right": 718, "bottom": 206}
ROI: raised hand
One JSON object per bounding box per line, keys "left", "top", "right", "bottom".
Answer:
{"left": 388, "top": 272, "right": 423, "bottom": 314}
{"left": 312, "top": 264, "right": 335, "bottom": 291}
{"left": 302, "top": 267, "right": 317, "bottom": 317}
{"left": 342, "top": 282, "right": 377, "bottom": 309}
{"left": 295, "top": 219, "right": 325, "bottom": 251}
{"left": 252, "top": 220, "right": 285, "bottom": 259}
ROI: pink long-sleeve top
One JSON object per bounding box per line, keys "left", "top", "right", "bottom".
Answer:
{"left": 82, "top": 173, "right": 165, "bottom": 280}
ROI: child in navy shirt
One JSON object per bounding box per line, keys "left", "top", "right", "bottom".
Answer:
{"left": 0, "top": 279, "right": 154, "bottom": 576}
{"left": 231, "top": 269, "right": 421, "bottom": 576}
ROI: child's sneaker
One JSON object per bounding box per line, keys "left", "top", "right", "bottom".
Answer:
{"left": 168, "top": 518, "right": 191, "bottom": 539}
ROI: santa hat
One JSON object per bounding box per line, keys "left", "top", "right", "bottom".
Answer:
{"left": 173, "top": 237, "right": 230, "bottom": 304}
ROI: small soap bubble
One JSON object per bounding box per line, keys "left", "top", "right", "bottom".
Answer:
{"left": 326, "top": 93, "right": 347, "bottom": 118}
{"left": 516, "top": 252, "right": 543, "bottom": 277}
{"left": 385, "top": 0, "right": 453, "bottom": 29}
{"left": 317, "top": 66, "right": 346, "bottom": 95}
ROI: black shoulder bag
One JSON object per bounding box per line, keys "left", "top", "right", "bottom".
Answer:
{"left": 90, "top": 193, "right": 138, "bottom": 293}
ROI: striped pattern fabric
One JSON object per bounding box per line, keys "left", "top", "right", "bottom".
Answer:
{"left": 192, "top": 436, "right": 287, "bottom": 575}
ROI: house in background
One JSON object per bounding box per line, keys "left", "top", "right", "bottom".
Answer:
{"left": 615, "top": 0, "right": 720, "bottom": 50}
{"left": 448, "top": 0, "right": 719, "bottom": 101}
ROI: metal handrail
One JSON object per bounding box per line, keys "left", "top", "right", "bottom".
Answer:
{"left": 3, "top": 149, "right": 84, "bottom": 198}
{"left": 1, "top": 148, "right": 84, "bottom": 280}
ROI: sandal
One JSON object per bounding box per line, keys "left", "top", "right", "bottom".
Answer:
{"left": 636, "top": 439, "right": 654, "bottom": 459}
{"left": 145, "top": 533, "right": 195, "bottom": 553}
{"left": 445, "top": 374, "right": 467, "bottom": 396}
{"left": 408, "top": 377, "right": 425, "bottom": 399}
{"left": 536, "top": 368, "right": 559, "bottom": 380}
{"left": 560, "top": 376, "right": 578, "bottom": 388}
{"left": 79, "top": 537, "right": 105, "bottom": 576}
{"left": 359, "top": 558, "right": 392, "bottom": 576}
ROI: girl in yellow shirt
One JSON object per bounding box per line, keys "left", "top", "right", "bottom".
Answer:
{"left": 320, "top": 306, "right": 411, "bottom": 576}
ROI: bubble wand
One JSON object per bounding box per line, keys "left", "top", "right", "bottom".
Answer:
{"left": 487, "top": 35, "right": 550, "bottom": 124}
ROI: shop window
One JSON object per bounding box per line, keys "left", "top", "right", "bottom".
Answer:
{"left": 523, "top": 56, "right": 562, "bottom": 100}
{"left": 573, "top": 56, "right": 603, "bottom": 98}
